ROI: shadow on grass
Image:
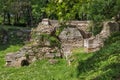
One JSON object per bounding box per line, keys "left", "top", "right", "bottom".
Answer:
{"left": 0, "top": 27, "right": 31, "bottom": 51}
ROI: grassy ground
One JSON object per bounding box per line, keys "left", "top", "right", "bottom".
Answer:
{"left": 0, "top": 45, "right": 23, "bottom": 67}
{"left": 0, "top": 45, "right": 91, "bottom": 80}
{"left": 0, "top": 26, "right": 120, "bottom": 80}
{"left": 77, "top": 32, "right": 120, "bottom": 80}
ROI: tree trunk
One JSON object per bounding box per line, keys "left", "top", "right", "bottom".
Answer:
{"left": 14, "top": 14, "right": 19, "bottom": 25}
{"left": 3, "top": 11, "right": 6, "bottom": 24}
{"left": 26, "top": 6, "right": 33, "bottom": 27}
{"left": 7, "top": 13, "right": 11, "bottom": 25}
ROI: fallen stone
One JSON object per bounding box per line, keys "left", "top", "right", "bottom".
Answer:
{"left": 48, "top": 59, "right": 59, "bottom": 64}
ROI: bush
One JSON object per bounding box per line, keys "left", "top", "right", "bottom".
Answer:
{"left": 89, "top": 21, "right": 103, "bottom": 35}
{"left": 49, "top": 36, "right": 61, "bottom": 48}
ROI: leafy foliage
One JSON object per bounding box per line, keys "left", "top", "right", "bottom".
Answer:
{"left": 46, "top": 0, "right": 120, "bottom": 22}
{"left": 0, "top": 0, "right": 120, "bottom": 26}
{"left": 31, "top": 0, "right": 48, "bottom": 23}
{"left": 49, "top": 36, "right": 61, "bottom": 48}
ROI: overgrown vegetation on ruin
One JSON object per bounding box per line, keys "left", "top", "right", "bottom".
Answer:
{"left": 0, "top": 27, "right": 120, "bottom": 80}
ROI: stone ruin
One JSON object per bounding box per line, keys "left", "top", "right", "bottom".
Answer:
{"left": 5, "top": 18, "right": 91, "bottom": 67}
{"left": 84, "top": 21, "right": 120, "bottom": 52}
{"left": 59, "top": 26, "right": 87, "bottom": 59}
{"left": 5, "top": 18, "right": 120, "bottom": 67}
{"left": 5, "top": 19, "right": 60, "bottom": 67}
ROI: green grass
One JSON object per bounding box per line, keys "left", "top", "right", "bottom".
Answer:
{"left": 0, "top": 28, "right": 120, "bottom": 80}
{"left": 77, "top": 32, "right": 120, "bottom": 80}
{"left": 0, "top": 46, "right": 92, "bottom": 80}
{"left": 0, "top": 59, "right": 74, "bottom": 80}
{"left": 0, "top": 45, "right": 23, "bottom": 67}
{"left": 0, "top": 42, "right": 92, "bottom": 80}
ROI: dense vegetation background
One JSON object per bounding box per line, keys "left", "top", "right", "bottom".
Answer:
{"left": 0, "top": 0, "right": 120, "bottom": 27}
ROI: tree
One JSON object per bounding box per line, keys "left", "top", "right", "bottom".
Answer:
{"left": 46, "top": 0, "right": 79, "bottom": 23}
{"left": 46, "top": 0, "right": 93, "bottom": 23}
{"left": 10, "top": 0, "right": 33, "bottom": 26}
{"left": 0, "top": 0, "right": 13, "bottom": 25}
{"left": 31, "top": 0, "right": 48, "bottom": 25}
{"left": 46, "top": 0, "right": 120, "bottom": 22}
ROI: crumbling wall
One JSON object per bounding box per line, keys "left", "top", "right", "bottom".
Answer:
{"left": 49, "top": 20, "right": 90, "bottom": 32}
{"left": 84, "top": 21, "right": 119, "bottom": 53}
{"left": 5, "top": 19, "right": 61, "bottom": 67}
{"left": 5, "top": 19, "right": 91, "bottom": 67}
{"left": 58, "top": 26, "right": 85, "bottom": 58}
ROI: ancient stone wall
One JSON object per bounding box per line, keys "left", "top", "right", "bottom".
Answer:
{"left": 5, "top": 19, "right": 91, "bottom": 67}
{"left": 58, "top": 26, "right": 85, "bottom": 58}
{"left": 49, "top": 20, "right": 90, "bottom": 32}
{"left": 84, "top": 21, "right": 120, "bottom": 53}
{"left": 5, "top": 45, "right": 61, "bottom": 67}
